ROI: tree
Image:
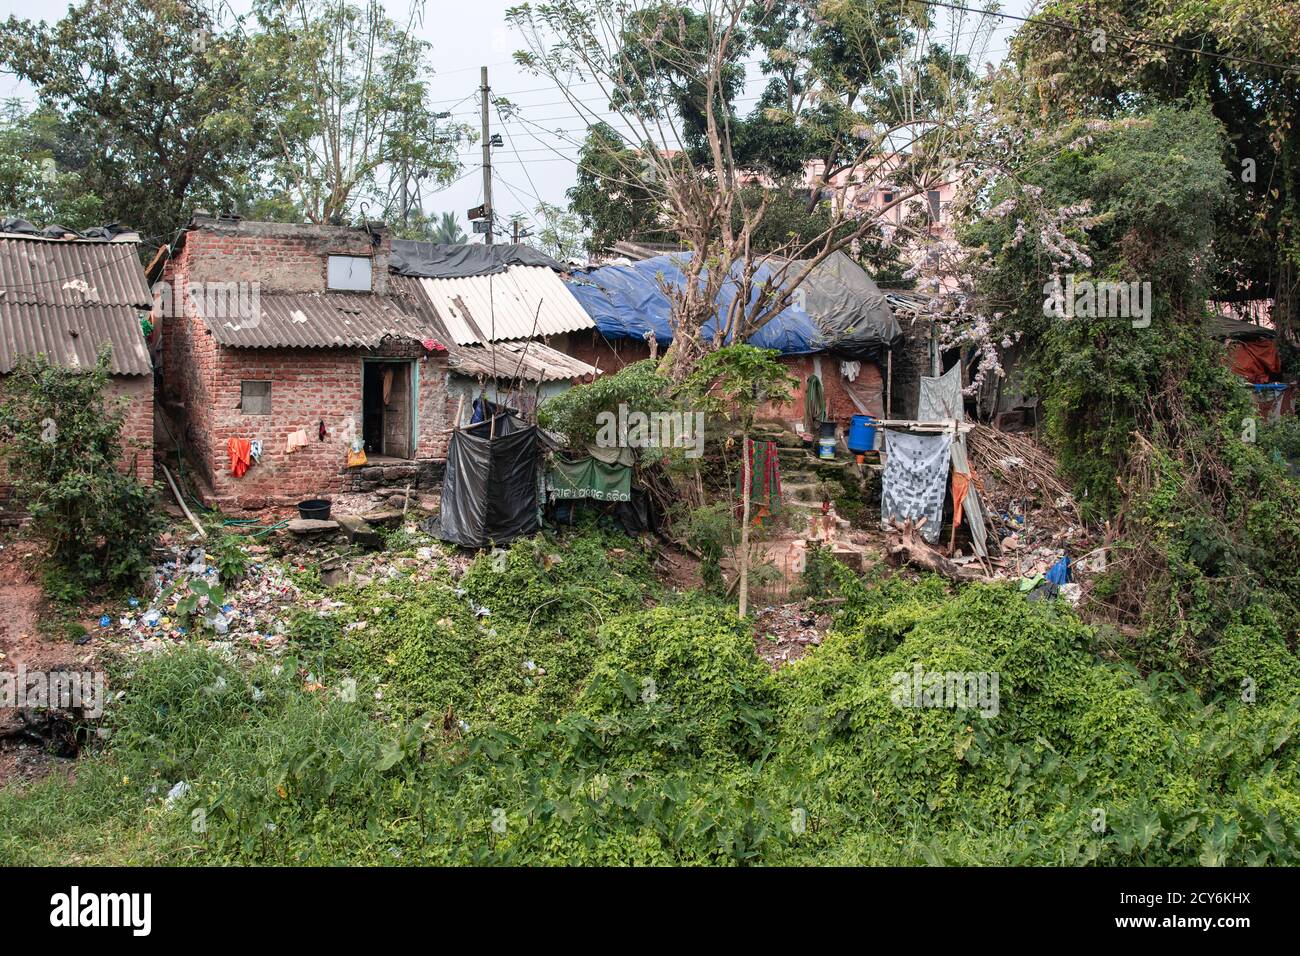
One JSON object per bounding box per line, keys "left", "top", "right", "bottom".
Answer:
{"left": 1012, "top": 0, "right": 1300, "bottom": 341}
{"left": 0, "top": 350, "right": 162, "bottom": 591}
{"left": 509, "top": 0, "right": 1002, "bottom": 380}
{"left": 251, "top": 0, "right": 470, "bottom": 224}
{"left": 533, "top": 201, "right": 587, "bottom": 260}
{"left": 0, "top": 0, "right": 286, "bottom": 245}
{"left": 565, "top": 122, "right": 672, "bottom": 252}
{"left": 0, "top": 102, "right": 105, "bottom": 229}
{"left": 431, "top": 211, "right": 468, "bottom": 244}
{"left": 682, "top": 344, "right": 794, "bottom": 617}
{"left": 964, "top": 103, "right": 1233, "bottom": 513}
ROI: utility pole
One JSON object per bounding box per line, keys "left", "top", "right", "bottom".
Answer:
{"left": 512, "top": 219, "right": 519, "bottom": 245}
{"left": 480, "top": 66, "right": 493, "bottom": 245}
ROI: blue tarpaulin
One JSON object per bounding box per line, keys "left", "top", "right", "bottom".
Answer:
{"left": 566, "top": 250, "right": 901, "bottom": 359}
{"left": 565, "top": 253, "right": 823, "bottom": 356}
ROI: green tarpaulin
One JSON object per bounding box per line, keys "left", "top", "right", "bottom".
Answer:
{"left": 546, "top": 456, "right": 632, "bottom": 502}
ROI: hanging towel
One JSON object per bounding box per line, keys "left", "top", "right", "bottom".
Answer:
{"left": 285, "top": 429, "right": 309, "bottom": 454}
{"left": 735, "top": 440, "right": 782, "bottom": 520}
{"left": 249, "top": 440, "right": 263, "bottom": 463}
{"left": 227, "top": 437, "right": 253, "bottom": 478}
{"left": 382, "top": 367, "right": 394, "bottom": 405}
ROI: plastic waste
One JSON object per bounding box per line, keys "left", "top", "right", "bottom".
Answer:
{"left": 164, "top": 780, "right": 191, "bottom": 808}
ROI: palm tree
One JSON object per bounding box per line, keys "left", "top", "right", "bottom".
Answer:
{"left": 430, "top": 211, "right": 467, "bottom": 244}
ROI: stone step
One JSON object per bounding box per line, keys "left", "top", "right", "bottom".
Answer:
{"left": 336, "top": 514, "right": 382, "bottom": 550}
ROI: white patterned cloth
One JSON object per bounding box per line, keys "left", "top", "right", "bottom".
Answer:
{"left": 881, "top": 429, "right": 951, "bottom": 543}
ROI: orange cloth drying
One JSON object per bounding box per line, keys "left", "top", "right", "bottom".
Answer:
{"left": 227, "top": 437, "right": 253, "bottom": 478}
{"left": 951, "top": 467, "right": 984, "bottom": 527}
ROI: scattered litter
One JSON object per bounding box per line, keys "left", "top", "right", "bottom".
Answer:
{"left": 164, "top": 781, "right": 191, "bottom": 808}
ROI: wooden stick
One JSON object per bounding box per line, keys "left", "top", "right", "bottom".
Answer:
{"left": 160, "top": 462, "right": 207, "bottom": 539}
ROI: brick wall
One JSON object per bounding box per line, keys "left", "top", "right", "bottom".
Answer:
{"left": 760, "top": 355, "right": 885, "bottom": 427}
{"left": 188, "top": 342, "right": 450, "bottom": 510}
{"left": 108, "top": 375, "right": 154, "bottom": 482}
{"left": 158, "top": 218, "right": 455, "bottom": 509}
{"left": 177, "top": 216, "right": 391, "bottom": 295}
{"left": 561, "top": 330, "right": 654, "bottom": 373}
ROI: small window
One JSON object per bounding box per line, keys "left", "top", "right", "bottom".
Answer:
{"left": 327, "top": 255, "right": 372, "bottom": 291}
{"left": 928, "top": 190, "right": 942, "bottom": 221}
{"left": 241, "top": 381, "right": 271, "bottom": 415}
{"left": 881, "top": 190, "right": 895, "bottom": 205}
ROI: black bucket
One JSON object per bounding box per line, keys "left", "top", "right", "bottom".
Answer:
{"left": 298, "top": 498, "right": 332, "bottom": 521}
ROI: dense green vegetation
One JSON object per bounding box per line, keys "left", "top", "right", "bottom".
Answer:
{"left": 0, "top": 350, "right": 161, "bottom": 593}
{"left": 3, "top": 525, "right": 1297, "bottom": 866}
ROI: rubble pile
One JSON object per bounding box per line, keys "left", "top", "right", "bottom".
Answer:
{"left": 751, "top": 602, "right": 831, "bottom": 670}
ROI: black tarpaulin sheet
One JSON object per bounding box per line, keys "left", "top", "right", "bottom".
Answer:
{"left": 390, "top": 240, "right": 563, "bottom": 278}
{"left": 0, "top": 218, "right": 134, "bottom": 240}
{"left": 794, "top": 250, "right": 903, "bottom": 361}
{"left": 433, "top": 411, "right": 544, "bottom": 548}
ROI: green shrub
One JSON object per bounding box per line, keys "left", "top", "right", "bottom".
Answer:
{"left": 0, "top": 349, "right": 160, "bottom": 591}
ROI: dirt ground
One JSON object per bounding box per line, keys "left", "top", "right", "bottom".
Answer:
{"left": 0, "top": 536, "right": 89, "bottom": 788}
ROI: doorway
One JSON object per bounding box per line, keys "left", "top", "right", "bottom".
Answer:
{"left": 362, "top": 360, "right": 415, "bottom": 458}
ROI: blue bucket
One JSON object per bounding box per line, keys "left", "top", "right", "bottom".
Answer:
{"left": 847, "top": 415, "right": 877, "bottom": 453}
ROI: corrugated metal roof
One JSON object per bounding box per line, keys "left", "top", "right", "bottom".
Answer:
{"left": 445, "top": 339, "right": 601, "bottom": 383}
{"left": 201, "top": 291, "right": 435, "bottom": 348}
{"left": 0, "top": 236, "right": 151, "bottom": 307}
{"left": 0, "top": 302, "right": 152, "bottom": 375}
{"left": 414, "top": 265, "right": 594, "bottom": 344}
{"left": 0, "top": 235, "right": 152, "bottom": 376}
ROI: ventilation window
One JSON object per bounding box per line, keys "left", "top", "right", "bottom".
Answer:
{"left": 327, "top": 255, "right": 372, "bottom": 291}
{"left": 241, "top": 380, "right": 271, "bottom": 415}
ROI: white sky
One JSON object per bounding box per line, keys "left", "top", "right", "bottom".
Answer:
{"left": 0, "top": 0, "right": 1037, "bottom": 241}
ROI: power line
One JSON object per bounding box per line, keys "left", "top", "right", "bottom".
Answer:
{"left": 921, "top": 0, "right": 1300, "bottom": 75}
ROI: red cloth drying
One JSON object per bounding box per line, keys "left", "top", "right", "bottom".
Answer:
{"left": 227, "top": 437, "right": 253, "bottom": 478}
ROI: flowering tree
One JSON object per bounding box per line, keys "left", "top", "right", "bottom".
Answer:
{"left": 508, "top": 0, "right": 1014, "bottom": 380}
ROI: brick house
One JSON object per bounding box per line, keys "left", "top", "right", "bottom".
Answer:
{"left": 0, "top": 225, "right": 154, "bottom": 522}
{"left": 156, "top": 215, "right": 454, "bottom": 510}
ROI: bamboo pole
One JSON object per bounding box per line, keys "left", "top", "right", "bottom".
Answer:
{"left": 160, "top": 462, "right": 207, "bottom": 539}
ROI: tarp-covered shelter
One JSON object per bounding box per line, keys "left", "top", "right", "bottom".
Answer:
{"left": 1208, "top": 313, "right": 1282, "bottom": 385}
{"left": 433, "top": 409, "right": 550, "bottom": 548}
{"left": 566, "top": 250, "right": 901, "bottom": 360}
